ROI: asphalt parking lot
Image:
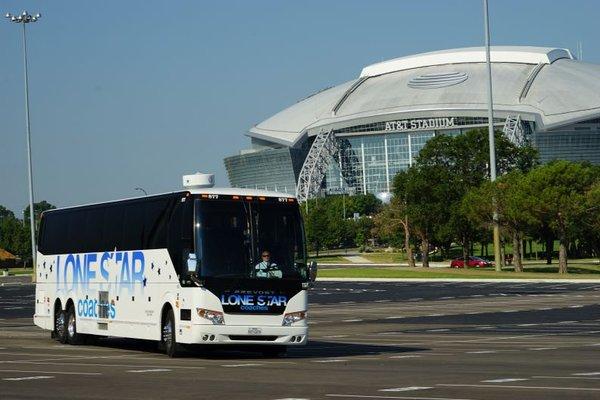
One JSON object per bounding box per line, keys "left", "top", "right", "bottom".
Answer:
{"left": 1, "top": 279, "right": 599, "bottom": 400}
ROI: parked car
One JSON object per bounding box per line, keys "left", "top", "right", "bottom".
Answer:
{"left": 450, "top": 256, "right": 493, "bottom": 268}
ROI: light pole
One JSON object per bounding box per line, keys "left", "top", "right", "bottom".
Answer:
{"left": 135, "top": 187, "right": 148, "bottom": 196}
{"left": 483, "top": 0, "right": 502, "bottom": 272}
{"left": 5, "top": 11, "right": 41, "bottom": 281}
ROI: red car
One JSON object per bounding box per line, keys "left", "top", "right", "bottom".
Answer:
{"left": 450, "top": 256, "right": 493, "bottom": 268}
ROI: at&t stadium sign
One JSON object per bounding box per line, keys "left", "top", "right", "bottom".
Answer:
{"left": 385, "top": 117, "right": 455, "bottom": 132}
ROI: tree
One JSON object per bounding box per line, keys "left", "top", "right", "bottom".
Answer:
{"left": 24, "top": 200, "right": 56, "bottom": 230}
{"left": 373, "top": 197, "right": 416, "bottom": 267}
{"left": 520, "top": 161, "right": 600, "bottom": 273}
{"left": 0, "top": 205, "right": 15, "bottom": 220}
{"left": 463, "top": 172, "right": 534, "bottom": 272}
{"left": 410, "top": 128, "right": 538, "bottom": 267}
{"left": 393, "top": 164, "right": 452, "bottom": 267}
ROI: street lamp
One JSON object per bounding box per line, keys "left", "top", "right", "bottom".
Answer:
{"left": 5, "top": 11, "right": 41, "bottom": 281}
{"left": 134, "top": 187, "right": 148, "bottom": 196}
{"left": 483, "top": 0, "right": 502, "bottom": 272}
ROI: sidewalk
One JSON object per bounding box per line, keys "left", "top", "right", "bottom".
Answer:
{"left": 0, "top": 275, "right": 33, "bottom": 286}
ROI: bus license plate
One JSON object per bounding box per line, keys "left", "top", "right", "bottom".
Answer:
{"left": 248, "top": 327, "right": 262, "bottom": 335}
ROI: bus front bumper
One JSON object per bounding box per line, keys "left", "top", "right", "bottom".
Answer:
{"left": 179, "top": 324, "right": 308, "bottom": 345}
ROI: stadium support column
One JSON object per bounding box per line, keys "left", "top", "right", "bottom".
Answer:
{"left": 483, "top": 0, "right": 502, "bottom": 272}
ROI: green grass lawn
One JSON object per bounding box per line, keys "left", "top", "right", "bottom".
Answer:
{"left": 318, "top": 262, "right": 600, "bottom": 280}
{"left": 2, "top": 267, "right": 33, "bottom": 276}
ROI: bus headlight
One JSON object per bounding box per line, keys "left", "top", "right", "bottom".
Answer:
{"left": 196, "top": 308, "right": 225, "bottom": 325}
{"left": 282, "top": 311, "right": 306, "bottom": 326}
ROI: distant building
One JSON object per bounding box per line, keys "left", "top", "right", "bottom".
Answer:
{"left": 224, "top": 46, "right": 600, "bottom": 200}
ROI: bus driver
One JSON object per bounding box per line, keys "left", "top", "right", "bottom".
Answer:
{"left": 254, "top": 251, "right": 282, "bottom": 278}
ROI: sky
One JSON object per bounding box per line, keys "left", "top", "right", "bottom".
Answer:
{"left": 1, "top": 0, "right": 599, "bottom": 214}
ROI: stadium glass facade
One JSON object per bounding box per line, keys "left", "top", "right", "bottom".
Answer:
{"left": 225, "top": 118, "right": 600, "bottom": 197}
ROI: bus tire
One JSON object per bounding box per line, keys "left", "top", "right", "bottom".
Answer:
{"left": 261, "top": 345, "right": 287, "bottom": 357}
{"left": 66, "top": 305, "right": 84, "bottom": 345}
{"left": 161, "top": 308, "right": 178, "bottom": 357}
{"left": 55, "top": 308, "right": 68, "bottom": 344}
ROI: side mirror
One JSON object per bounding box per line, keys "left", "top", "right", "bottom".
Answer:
{"left": 187, "top": 253, "right": 197, "bottom": 273}
{"left": 309, "top": 261, "right": 318, "bottom": 286}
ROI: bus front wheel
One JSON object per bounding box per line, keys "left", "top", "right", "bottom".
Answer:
{"left": 161, "top": 309, "right": 178, "bottom": 357}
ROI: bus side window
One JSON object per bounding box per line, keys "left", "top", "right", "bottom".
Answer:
{"left": 102, "top": 205, "right": 124, "bottom": 251}
{"left": 167, "top": 200, "right": 192, "bottom": 276}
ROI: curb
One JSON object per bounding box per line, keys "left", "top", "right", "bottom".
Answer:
{"left": 317, "top": 277, "right": 600, "bottom": 283}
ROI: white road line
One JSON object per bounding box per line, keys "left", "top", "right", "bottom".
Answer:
{"left": 3, "top": 375, "right": 54, "bottom": 381}
{"left": 221, "top": 363, "right": 263, "bottom": 368}
{"left": 529, "top": 347, "right": 557, "bottom": 351}
{"left": 481, "top": 378, "right": 529, "bottom": 383}
{"left": 127, "top": 368, "right": 172, "bottom": 373}
{"left": 274, "top": 398, "right": 311, "bottom": 400}
{"left": 533, "top": 375, "right": 600, "bottom": 380}
{"left": 379, "top": 387, "right": 433, "bottom": 392}
{"left": 572, "top": 372, "right": 600, "bottom": 376}
{"left": 312, "top": 359, "right": 348, "bottom": 363}
{"left": 466, "top": 350, "right": 498, "bottom": 354}
{"left": 4, "top": 360, "right": 206, "bottom": 370}
{"left": 327, "top": 394, "right": 475, "bottom": 400}
{"left": 342, "top": 319, "right": 363, "bottom": 322}
{"left": 389, "top": 355, "right": 421, "bottom": 359}
{"left": 427, "top": 329, "right": 450, "bottom": 332}
{"left": 438, "top": 383, "right": 600, "bottom": 391}
{"left": 0, "top": 369, "right": 100, "bottom": 376}
{"left": 323, "top": 335, "right": 349, "bottom": 338}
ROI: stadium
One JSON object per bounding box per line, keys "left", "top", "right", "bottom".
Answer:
{"left": 224, "top": 46, "right": 600, "bottom": 201}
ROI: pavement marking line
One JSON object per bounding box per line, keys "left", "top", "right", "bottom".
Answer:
{"left": 389, "top": 355, "right": 421, "bottom": 359}
{"left": 3, "top": 375, "right": 55, "bottom": 381}
{"left": 221, "top": 363, "right": 264, "bottom": 368}
{"left": 312, "top": 359, "right": 348, "bottom": 363}
{"left": 532, "top": 376, "right": 600, "bottom": 380}
{"left": 438, "top": 384, "right": 600, "bottom": 392}
{"left": 326, "top": 394, "right": 475, "bottom": 400}
{"left": 3, "top": 360, "right": 207, "bottom": 370}
{"left": 127, "top": 368, "right": 172, "bottom": 373}
{"left": 529, "top": 347, "right": 557, "bottom": 351}
{"left": 379, "top": 387, "right": 433, "bottom": 392}
{"left": 481, "top": 378, "right": 529, "bottom": 383}
{"left": 572, "top": 372, "right": 600, "bottom": 376}
{"left": 343, "top": 319, "right": 364, "bottom": 322}
{"left": 0, "top": 369, "right": 101, "bottom": 376}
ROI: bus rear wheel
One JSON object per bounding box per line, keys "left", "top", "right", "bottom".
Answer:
{"left": 54, "top": 308, "right": 67, "bottom": 344}
{"left": 66, "top": 305, "right": 84, "bottom": 345}
{"left": 161, "top": 309, "right": 178, "bottom": 357}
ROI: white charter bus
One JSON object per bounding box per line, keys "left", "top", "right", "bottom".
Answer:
{"left": 33, "top": 174, "right": 316, "bottom": 357}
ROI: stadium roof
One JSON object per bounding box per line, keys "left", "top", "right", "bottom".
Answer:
{"left": 248, "top": 46, "right": 600, "bottom": 147}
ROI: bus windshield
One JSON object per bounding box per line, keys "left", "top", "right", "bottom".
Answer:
{"left": 194, "top": 198, "right": 307, "bottom": 280}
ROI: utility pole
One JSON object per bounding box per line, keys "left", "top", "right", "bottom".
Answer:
{"left": 483, "top": 0, "right": 502, "bottom": 272}
{"left": 5, "top": 11, "right": 41, "bottom": 281}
